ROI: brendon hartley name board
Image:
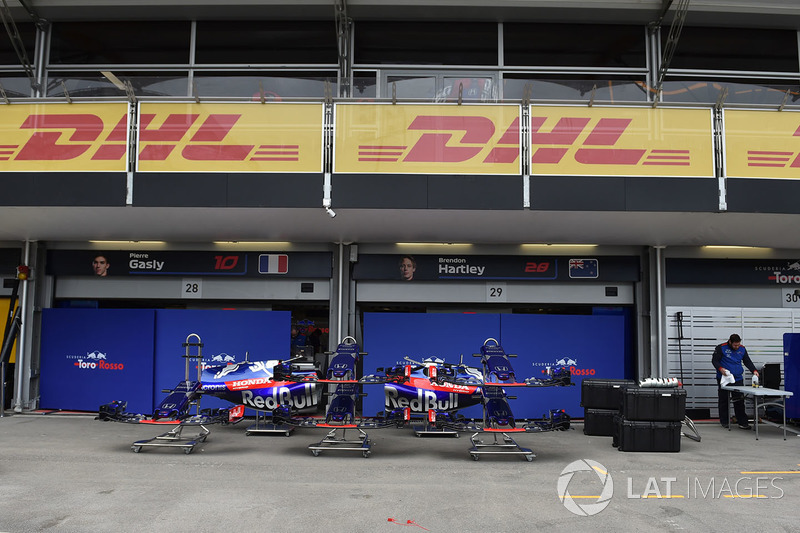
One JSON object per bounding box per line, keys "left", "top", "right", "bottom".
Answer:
{"left": 46, "top": 250, "right": 333, "bottom": 278}
{"left": 352, "top": 255, "right": 639, "bottom": 282}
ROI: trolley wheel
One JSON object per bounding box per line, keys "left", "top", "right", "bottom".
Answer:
{"left": 284, "top": 431, "right": 291, "bottom": 437}
{"left": 183, "top": 447, "right": 193, "bottom": 455}
{"left": 471, "top": 454, "right": 479, "bottom": 461}
{"left": 131, "top": 446, "right": 142, "bottom": 453}
{"left": 525, "top": 455, "right": 534, "bottom": 462}
{"left": 454, "top": 433, "right": 460, "bottom": 438}
{"left": 311, "top": 449, "right": 320, "bottom": 457}
{"left": 363, "top": 451, "right": 371, "bottom": 458}
{"left": 245, "top": 431, "right": 251, "bottom": 436}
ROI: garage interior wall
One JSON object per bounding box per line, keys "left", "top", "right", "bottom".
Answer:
{"left": 665, "top": 306, "right": 799, "bottom": 416}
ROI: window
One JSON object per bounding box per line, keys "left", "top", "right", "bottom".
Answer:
{"left": 49, "top": 22, "right": 191, "bottom": 64}
{"left": 355, "top": 22, "right": 498, "bottom": 66}
{"left": 504, "top": 24, "right": 646, "bottom": 68}
{"left": 195, "top": 21, "right": 337, "bottom": 65}
{"left": 668, "top": 27, "right": 798, "bottom": 72}
{"left": 0, "top": 23, "right": 36, "bottom": 66}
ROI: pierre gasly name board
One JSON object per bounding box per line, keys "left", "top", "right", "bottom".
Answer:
{"left": 46, "top": 250, "right": 332, "bottom": 278}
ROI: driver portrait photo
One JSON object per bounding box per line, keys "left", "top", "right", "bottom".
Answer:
{"left": 399, "top": 255, "right": 416, "bottom": 281}
{"left": 92, "top": 254, "right": 110, "bottom": 277}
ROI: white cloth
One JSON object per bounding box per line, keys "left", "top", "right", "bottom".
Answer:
{"left": 720, "top": 373, "right": 735, "bottom": 387}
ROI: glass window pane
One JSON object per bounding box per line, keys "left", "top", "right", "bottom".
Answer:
{"left": 668, "top": 27, "right": 798, "bottom": 72}
{"left": 49, "top": 22, "right": 191, "bottom": 64}
{"left": 0, "top": 75, "right": 34, "bottom": 97}
{"left": 504, "top": 24, "right": 646, "bottom": 68}
{"left": 193, "top": 73, "right": 337, "bottom": 98}
{"left": 502, "top": 76, "right": 647, "bottom": 103}
{"left": 196, "top": 21, "right": 337, "bottom": 65}
{"left": 355, "top": 22, "right": 498, "bottom": 66}
{"left": 46, "top": 72, "right": 189, "bottom": 97}
{"left": 353, "top": 72, "right": 377, "bottom": 99}
{"left": 0, "top": 23, "right": 36, "bottom": 66}
{"left": 661, "top": 79, "right": 800, "bottom": 105}
{"left": 440, "top": 77, "right": 496, "bottom": 102}
{"left": 385, "top": 76, "right": 435, "bottom": 99}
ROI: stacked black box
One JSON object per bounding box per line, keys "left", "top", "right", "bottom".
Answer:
{"left": 612, "top": 416, "right": 683, "bottom": 452}
{"left": 581, "top": 379, "right": 636, "bottom": 436}
{"left": 614, "top": 387, "right": 686, "bottom": 452}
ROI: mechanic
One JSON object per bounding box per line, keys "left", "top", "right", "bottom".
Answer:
{"left": 291, "top": 325, "right": 306, "bottom": 348}
{"left": 712, "top": 334, "right": 759, "bottom": 429}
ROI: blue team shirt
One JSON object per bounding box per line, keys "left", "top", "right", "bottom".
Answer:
{"left": 716, "top": 343, "right": 749, "bottom": 380}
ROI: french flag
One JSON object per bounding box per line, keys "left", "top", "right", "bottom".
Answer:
{"left": 258, "top": 254, "right": 288, "bottom": 274}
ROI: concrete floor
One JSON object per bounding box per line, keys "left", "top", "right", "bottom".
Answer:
{"left": 0, "top": 413, "right": 799, "bottom": 533}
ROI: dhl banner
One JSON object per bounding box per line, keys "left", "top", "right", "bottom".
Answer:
{"left": 529, "top": 106, "right": 715, "bottom": 177}
{"left": 0, "top": 103, "right": 128, "bottom": 172}
{"left": 724, "top": 109, "right": 800, "bottom": 179}
{"left": 136, "top": 103, "right": 324, "bottom": 173}
{"left": 333, "top": 104, "right": 521, "bottom": 175}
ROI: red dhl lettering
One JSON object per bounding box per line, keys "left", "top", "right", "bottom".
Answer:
{"left": 359, "top": 116, "right": 520, "bottom": 164}
{"left": 530, "top": 116, "right": 691, "bottom": 166}
{"left": 8, "top": 114, "right": 128, "bottom": 162}
{"left": 138, "top": 113, "right": 256, "bottom": 161}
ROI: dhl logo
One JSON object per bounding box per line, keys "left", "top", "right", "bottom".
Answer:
{"left": 0, "top": 113, "right": 127, "bottom": 162}
{"left": 745, "top": 124, "right": 800, "bottom": 168}
{"left": 137, "top": 103, "right": 323, "bottom": 172}
{"left": 138, "top": 113, "right": 299, "bottom": 162}
{"left": 530, "top": 116, "right": 690, "bottom": 166}
{"left": 335, "top": 104, "right": 521, "bottom": 175}
{"left": 356, "top": 116, "right": 519, "bottom": 164}
{"left": 724, "top": 109, "right": 800, "bottom": 179}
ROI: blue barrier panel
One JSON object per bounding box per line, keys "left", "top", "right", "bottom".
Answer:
{"left": 500, "top": 314, "right": 625, "bottom": 419}
{"left": 783, "top": 333, "right": 800, "bottom": 418}
{"left": 154, "top": 309, "right": 290, "bottom": 412}
{"left": 363, "top": 312, "right": 500, "bottom": 419}
{"left": 39, "top": 309, "right": 156, "bottom": 413}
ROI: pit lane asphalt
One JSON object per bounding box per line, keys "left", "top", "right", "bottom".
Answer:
{"left": 1, "top": 414, "right": 799, "bottom": 533}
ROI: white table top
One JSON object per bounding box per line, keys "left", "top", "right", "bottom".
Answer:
{"left": 721, "top": 385, "right": 794, "bottom": 398}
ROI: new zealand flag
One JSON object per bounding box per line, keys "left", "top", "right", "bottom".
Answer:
{"left": 569, "top": 258, "right": 598, "bottom": 278}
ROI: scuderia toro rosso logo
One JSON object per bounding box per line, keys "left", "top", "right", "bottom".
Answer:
{"left": 769, "top": 260, "right": 800, "bottom": 284}
{"left": 66, "top": 350, "right": 124, "bottom": 371}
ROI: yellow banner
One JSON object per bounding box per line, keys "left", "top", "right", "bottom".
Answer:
{"left": 724, "top": 110, "right": 800, "bottom": 179}
{"left": 137, "top": 103, "right": 324, "bottom": 173}
{"left": 334, "top": 104, "right": 521, "bottom": 175}
{"left": 529, "top": 106, "right": 714, "bottom": 177}
{"left": 0, "top": 103, "right": 128, "bottom": 172}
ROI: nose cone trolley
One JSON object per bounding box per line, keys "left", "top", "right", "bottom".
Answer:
{"left": 131, "top": 334, "right": 210, "bottom": 454}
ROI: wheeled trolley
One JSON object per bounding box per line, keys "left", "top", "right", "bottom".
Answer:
{"left": 245, "top": 411, "right": 294, "bottom": 437}
{"left": 468, "top": 429, "right": 534, "bottom": 461}
{"left": 308, "top": 426, "right": 372, "bottom": 458}
{"left": 131, "top": 423, "right": 210, "bottom": 454}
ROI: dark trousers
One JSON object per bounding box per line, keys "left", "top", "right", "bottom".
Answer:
{"left": 717, "top": 378, "right": 748, "bottom": 425}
